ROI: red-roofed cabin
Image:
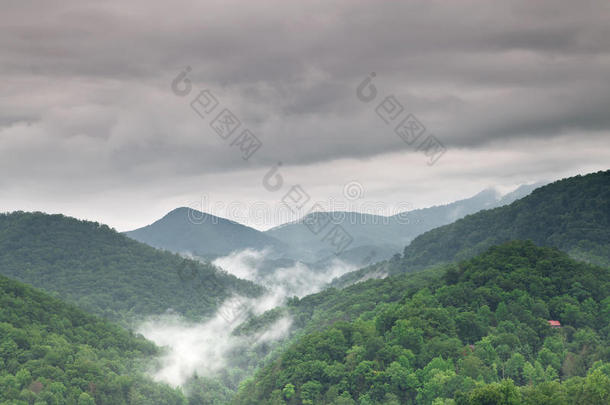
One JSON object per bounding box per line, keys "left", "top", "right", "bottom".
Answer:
{"left": 548, "top": 320, "right": 561, "bottom": 328}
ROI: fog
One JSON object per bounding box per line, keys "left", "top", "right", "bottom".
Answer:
{"left": 137, "top": 301, "right": 292, "bottom": 387}
{"left": 137, "top": 248, "right": 356, "bottom": 387}
{"left": 212, "top": 248, "right": 358, "bottom": 298}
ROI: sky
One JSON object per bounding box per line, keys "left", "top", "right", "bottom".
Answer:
{"left": 1, "top": 0, "right": 609, "bottom": 231}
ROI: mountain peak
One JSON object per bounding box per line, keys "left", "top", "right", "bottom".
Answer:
{"left": 125, "top": 207, "right": 285, "bottom": 257}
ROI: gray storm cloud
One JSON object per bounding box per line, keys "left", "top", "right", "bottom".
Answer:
{"left": 1, "top": 0, "right": 609, "bottom": 230}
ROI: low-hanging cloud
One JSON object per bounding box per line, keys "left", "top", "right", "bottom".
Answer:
{"left": 212, "top": 248, "right": 357, "bottom": 298}
{"left": 137, "top": 248, "right": 355, "bottom": 387}
{"left": 137, "top": 302, "right": 292, "bottom": 387}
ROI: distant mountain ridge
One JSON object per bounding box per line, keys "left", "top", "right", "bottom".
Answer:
{"left": 265, "top": 183, "right": 542, "bottom": 262}
{"left": 125, "top": 207, "right": 286, "bottom": 258}
{"left": 125, "top": 184, "right": 542, "bottom": 264}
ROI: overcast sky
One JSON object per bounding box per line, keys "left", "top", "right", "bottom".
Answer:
{"left": 1, "top": 0, "right": 609, "bottom": 231}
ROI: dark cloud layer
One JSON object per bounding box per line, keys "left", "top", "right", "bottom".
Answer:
{"left": 0, "top": 0, "right": 609, "bottom": 229}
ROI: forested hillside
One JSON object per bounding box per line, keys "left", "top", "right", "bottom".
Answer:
{"left": 236, "top": 264, "right": 446, "bottom": 340}
{"left": 397, "top": 170, "right": 610, "bottom": 272}
{"left": 0, "top": 274, "right": 186, "bottom": 404}
{"left": 333, "top": 171, "right": 609, "bottom": 286}
{"left": 235, "top": 241, "right": 610, "bottom": 404}
{"left": 0, "top": 212, "right": 263, "bottom": 322}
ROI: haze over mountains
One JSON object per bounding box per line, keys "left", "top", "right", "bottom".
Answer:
{"left": 125, "top": 183, "right": 542, "bottom": 265}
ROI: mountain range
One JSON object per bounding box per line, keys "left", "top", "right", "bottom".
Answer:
{"left": 125, "top": 183, "right": 542, "bottom": 265}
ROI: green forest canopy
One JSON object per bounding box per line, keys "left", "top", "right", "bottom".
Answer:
{"left": 234, "top": 241, "right": 610, "bottom": 404}
{"left": 0, "top": 273, "right": 187, "bottom": 405}
{"left": 0, "top": 211, "right": 263, "bottom": 323}
{"left": 399, "top": 170, "right": 610, "bottom": 272}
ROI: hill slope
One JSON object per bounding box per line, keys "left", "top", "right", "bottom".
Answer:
{"left": 333, "top": 171, "right": 609, "bottom": 285}
{"left": 125, "top": 207, "right": 286, "bottom": 258}
{"left": 234, "top": 241, "right": 610, "bottom": 404}
{"left": 0, "top": 274, "right": 186, "bottom": 404}
{"left": 0, "top": 211, "right": 263, "bottom": 322}
{"left": 398, "top": 170, "right": 610, "bottom": 272}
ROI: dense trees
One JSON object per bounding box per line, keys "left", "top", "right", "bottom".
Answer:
{"left": 0, "top": 274, "right": 187, "bottom": 404}
{"left": 399, "top": 170, "right": 610, "bottom": 271}
{"left": 234, "top": 242, "right": 610, "bottom": 404}
{"left": 0, "top": 212, "right": 263, "bottom": 323}
{"left": 335, "top": 169, "right": 610, "bottom": 286}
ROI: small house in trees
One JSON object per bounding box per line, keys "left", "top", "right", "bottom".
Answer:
{"left": 548, "top": 320, "right": 561, "bottom": 328}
